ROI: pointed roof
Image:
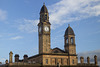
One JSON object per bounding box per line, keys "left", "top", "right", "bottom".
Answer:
{"left": 52, "top": 47, "right": 65, "bottom": 53}
{"left": 40, "top": 3, "right": 48, "bottom": 13}
{"left": 65, "top": 24, "right": 75, "bottom": 36}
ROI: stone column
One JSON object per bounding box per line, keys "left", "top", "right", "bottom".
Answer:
{"left": 23, "top": 54, "right": 28, "bottom": 63}
{"left": 9, "top": 51, "right": 13, "bottom": 63}
{"left": 15, "top": 54, "right": 19, "bottom": 62}
{"left": 80, "top": 56, "right": 84, "bottom": 64}
{"left": 94, "top": 55, "right": 98, "bottom": 65}
{"left": 87, "top": 56, "right": 90, "bottom": 64}
{"left": 68, "top": 37, "right": 70, "bottom": 44}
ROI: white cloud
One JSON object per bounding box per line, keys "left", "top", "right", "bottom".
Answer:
{"left": 1, "top": 58, "right": 6, "bottom": 61}
{"left": 17, "top": 0, "right": 100, "bottom": 32}
{"left": 0, "top": 9, "right": 7, "bottom": 21}
{"left": 0, "top": 58, "right": 6, "bottom": 64}
{"left": 18, "top": 19, "right": 39, "bottom": 33}
{"left": 10, "top": 36, "right": 23, "bottom": 40}
{"left": 48, "top": 0, "right": 100, "bottom": 29}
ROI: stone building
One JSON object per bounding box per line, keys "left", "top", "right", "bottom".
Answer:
{"left": 1, "top": 4, "right": 99, "bottom": 67}
{"left": 27, "top": 3, "right": 77, "bottom": 66}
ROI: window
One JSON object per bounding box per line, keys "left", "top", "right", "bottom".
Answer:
{"left": 46, "top": 48, "right": 47, "bottom": 51}
{"left": 46, "top": 59, "right": 48, "bottom": 64}
{"left": 67, "top": 59, "right": 68, "bottom": 64}
{"left": 72, "top": 50, "right": 73, "bottom": 54}
{"left": 71, "top": 37, "right": 73, "bottom": 44}
{"left": 61, "top": 58, "right": 62, "bottom": 64}
{"left": 55, "top": 58, "right": 56, "bottom": 64}
{"left": 45, "top": 14, "right": 47, "bottom": 20}
{"left": 66, "top": 38, "right": 68, "bottom": 44}
{"left": 72, "top": 60, "right": 74, "bottom": 64}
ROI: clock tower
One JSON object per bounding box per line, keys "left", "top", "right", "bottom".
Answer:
{"left": 38, "top": 4, "right": 51, "bottom": 54}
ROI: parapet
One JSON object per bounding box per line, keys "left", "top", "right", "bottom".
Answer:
{"left": 79, "top": 55, "right": 98, "bottom": 66}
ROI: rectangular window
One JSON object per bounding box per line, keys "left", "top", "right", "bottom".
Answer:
{"left": 55, "top": 58, "right": 56, "bottom": 64}
{"left": 61, "top": 58, "right": 62, "bottom": 64}
{"left": 45, "top": 14, "right": 47, "bottom": 20}
{"left": 72, "top": 59, "right": 74, "bottom": 64}
{"left": 46, "top": 59, "right": 48, "bottom": 64}
{"left": 67, "top": 59, "right": 68, "bottom": 64}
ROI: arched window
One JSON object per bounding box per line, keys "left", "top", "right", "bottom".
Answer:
{"left": 71, "top": 37, "right": 73, "bottom": 44}
{"left": 45, "top": 14, "right": 47, "bottom": 20}
{"left": 66, "top": 38, "right": 68, "bottom": 44}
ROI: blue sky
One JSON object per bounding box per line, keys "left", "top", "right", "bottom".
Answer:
{"left": 0, "top": 0, "right": 100, "bottom": 63}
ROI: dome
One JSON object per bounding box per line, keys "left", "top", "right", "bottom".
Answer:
{"left": 65, "top": 25, "right": 75, "bottom": 36}
{"left": 40, "top": 3, "right": 48, "bottom": 13}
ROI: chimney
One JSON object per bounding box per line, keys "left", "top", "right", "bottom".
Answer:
{"left": 15, "top": 54, "right": 19, "bottom": 62}
{"left": 9, "top": 51, "right": 13, "bottom": 63}
{"left": 94, "top": 55, "right": 98, "bottom": 65}
{"left": 23, "top": 54, "right": 28, "bottom": 63}
{"left": 5, "top": 59, "right": 8, "bottom": 64}
{"left": 80, "top": 56, "right": 84, "bottom": 64}
{"left": 87, "top": 56, "right": 90, "bottom": 64}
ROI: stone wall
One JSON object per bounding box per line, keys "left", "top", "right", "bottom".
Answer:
{"left": 42, "top": 54, "right": 77, "bottom": 66}
{"left": 28, "top": 55, "right": 42, "bottom": 64}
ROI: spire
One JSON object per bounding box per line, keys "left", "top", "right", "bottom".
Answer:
{"left": 40, "top": 3, "right": 48, "bottom": 13}
{"left": 43, "top": 2, "right": 45, "bottom": 5}
{"left": 65, "top": 24, "right": 75, "bottom": 36}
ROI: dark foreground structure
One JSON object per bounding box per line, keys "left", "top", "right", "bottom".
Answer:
{"left": 0, "top": 3, "right": 99, "bottom": 67}
{"left": 0, "top": 64, "right": 99, "bottom": 67}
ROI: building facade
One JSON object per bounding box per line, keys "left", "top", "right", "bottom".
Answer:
{"left": 24, "top": 4, "right": 77, "bottom": 66}
{"left": 6, "top": 4, "right": 98, "bottom": 67}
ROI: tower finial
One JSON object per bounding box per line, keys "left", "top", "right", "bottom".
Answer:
{"left": 43, "top": 2, "right": 45, "bottom": 5}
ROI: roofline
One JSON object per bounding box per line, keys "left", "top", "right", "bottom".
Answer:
{"left": 28, "top": 53, "right": 77, "bottom": 60}
{"left": 52, "top": 47, "right": 65, "bottom": 53}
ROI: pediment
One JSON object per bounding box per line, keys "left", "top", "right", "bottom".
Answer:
{"left": 52, "top": 47, "right": 65, "bottom": 53}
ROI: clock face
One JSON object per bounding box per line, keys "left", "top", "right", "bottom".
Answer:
{"left": 44, "top": 26, "right": 49, "bottom": 32}
{"left": 39, "top": 27, "right": 41, "bottom": 32}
